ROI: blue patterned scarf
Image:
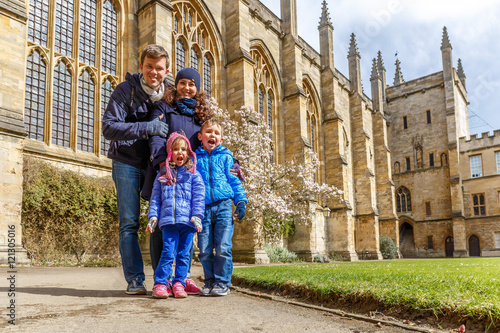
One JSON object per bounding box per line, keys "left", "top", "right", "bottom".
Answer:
{"left": 176, "top": 98, "right": 197, "bottom": 116}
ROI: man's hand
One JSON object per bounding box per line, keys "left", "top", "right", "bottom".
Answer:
{"left": 146, "top": 117, "right": 168, "bottom": 137}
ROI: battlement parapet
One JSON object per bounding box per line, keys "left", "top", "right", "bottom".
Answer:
{"left": 386, "top": 72, "right": 444, "bottom": 101}
{"left": 460, "top": 130, "right": 500, "bottom": 151}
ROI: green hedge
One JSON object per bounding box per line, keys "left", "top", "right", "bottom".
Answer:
{"left": 21, "top": 157, "right": 148, "bottom": 264}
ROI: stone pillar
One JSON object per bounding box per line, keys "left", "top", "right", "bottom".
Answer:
{"left": 225, "top": 0, "right": 268, "bottom": 264}
{"left": 371, "top": 60, "right": 399, "bottom": 247}
{"left": 0, "top": 1, "right": 30, "bottom": 266}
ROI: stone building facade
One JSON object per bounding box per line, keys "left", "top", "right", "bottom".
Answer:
{"left": 0, "top": 0, "right": 498, "bottom": 265}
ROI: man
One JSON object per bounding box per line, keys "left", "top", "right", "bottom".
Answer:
{"left": 102, "top": 44, "right": 169, "bottom": 294}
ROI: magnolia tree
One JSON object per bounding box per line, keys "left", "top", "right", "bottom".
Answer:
{"left": 208, "top": 99, "right": 343, "bottom": 243}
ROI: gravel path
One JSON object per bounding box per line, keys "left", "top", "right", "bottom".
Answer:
{"left": 1, "top": 265, "right": 433, "bottom": 332}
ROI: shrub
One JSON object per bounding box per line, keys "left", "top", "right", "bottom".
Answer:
{"left": 21, "top": 157, "right": 148, "bottom": 263}
{"left": 263, "top": 244, "right": 300, "bottom": 263}
{"left": 379, "top": 236, "right": 398, "bottom": 259}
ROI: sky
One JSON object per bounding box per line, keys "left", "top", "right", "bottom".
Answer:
{"left": 259, "top": 0, "right": 500, "bottom": 136}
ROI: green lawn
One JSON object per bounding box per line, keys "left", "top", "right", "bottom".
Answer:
{"left": 233, "top": 258, "right": 500, "bottom": 328}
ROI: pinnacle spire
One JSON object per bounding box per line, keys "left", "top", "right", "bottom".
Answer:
{"left": 457, "top": 58, "right": 466, "bottom": 88}
{"left": 393, "top": 58, "right": 404, "bottom": 85}
{"left": 318, "top": 0, "right": 333, "bottom": 28}
{"left": 377, "top": 51, "right": 385, "bottom": 71}
{"left": 441, "top": 26, "right": 452, "bottom": 49}
{"left": 348, "top": 33, "right": 359, "bottom": 57}
{"left": 370, "top": 58, "right": 380, "bottom": 80}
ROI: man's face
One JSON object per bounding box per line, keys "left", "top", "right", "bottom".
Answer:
{"left": 176, "top": 78, "right": 198, "bottom": 99}
{"left": 198, "top": 123, "right": 223, "bottom": 153}
{"left": 139, "top": 56, "right": 168, "bottom": 91}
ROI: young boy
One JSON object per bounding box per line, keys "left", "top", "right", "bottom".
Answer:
{"left": 195, "top": 119, "right": 247, "bottom": 296}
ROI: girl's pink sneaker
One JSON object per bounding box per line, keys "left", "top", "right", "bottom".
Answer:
{"left": 152, "top": 284, "right": 169, "bottom": 298}
{"left": 172, "top": 282, "right": 188, "bottom": 298}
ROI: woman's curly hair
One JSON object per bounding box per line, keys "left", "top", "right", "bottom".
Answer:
{"left": 163, "top": 86, "right": 211, "bottom": 123}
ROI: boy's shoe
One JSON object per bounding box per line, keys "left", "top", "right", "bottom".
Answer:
{"left": 210, "top": 283, "right": 230, "bottom": 296}
{"left": 172, "top": 282, "right": 188, "bottom": 298}
{"left": 199, "top": 283, "right": 212, "bottom": 296}
{"left": 152, "top": 284, "right": 169, "bottom": 298}
{"left": 184, "top": 278, "right": 201, "bottom": 294}
{"left": 126, "top": 279, "right": 147, "bottom": 295}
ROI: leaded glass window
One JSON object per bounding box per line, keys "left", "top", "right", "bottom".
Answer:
{"left": 258, "top": 86, "right": 264, "bottom": 117}
{"left": 396, "top": 187, "right": 412, "bottom": 213}
{"left": 77, "top": 70, "right": 95, "bottom": 152}
{"left": 24, "top": 50, "right": 46, "bottom": 141}
{"left": 310, "top": 115, "right": 315, "bottom": 151}
{"left": 190, "top": 49, "right": 199, "bottom": 71}
{"left": 102, "top": 0, "right": 117, "bottom": 74}
{"left": 79, "top": 0, "right": 97, "bottom": 66}
{"left": 55, "top": 0, "right": 74, "bottom": 56}
{"left": 52, "top": 61, "right": 72, "bottom": 147}
{"left": 176, "top": 40, "right": 185, "bottom": 73}
{"left": 100, "top": 79, "right": 113, "bottom": 155}
{"left": 203, "top": 55, "right": 211, "bottom": 97}
{"left": 28, "top": 0, "right": 49, "bottom": 47}
{"left": 267, "top": 92, "right": 273, "bottom": 133}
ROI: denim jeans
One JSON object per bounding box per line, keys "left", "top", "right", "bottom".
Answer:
{"left": 155, "top": 224, "right": 195, "bottom": 287}
{"left": 150, "top": 225, "right": 193, "bottom": 279}
{"left": 112, "top": 160, "right": 146, "bottom": 283}
{"left": 198, "top": 199, "right": 234, "bottom": 287}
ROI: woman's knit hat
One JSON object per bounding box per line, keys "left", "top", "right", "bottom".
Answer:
{"left": 175, "top": 67, "right": 201, "bottom": 92}
{"left": 163, "top": 132, "right": 197, "bottom": 182}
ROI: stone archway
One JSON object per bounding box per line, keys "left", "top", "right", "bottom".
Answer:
{"left": 399, "top": 222, "right": 415, "bottom": 257}
{"left": 445, "top": 236, "right": 454, "bottom": 257}
{"left": 468, "top": 235, "right": 480, "bottom": 257}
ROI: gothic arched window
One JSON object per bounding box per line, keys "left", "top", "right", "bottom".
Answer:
{"left": 100, "top": 79, "right": 114, "bottom": 155}
{"left": 172, "top": 2, "right": 218, "bottom": 97}
{"left": 396, "top": 186, "right": 412, "bottom": 213}
{"left": 25, "top": 0, "right": 120, "bottom": 158}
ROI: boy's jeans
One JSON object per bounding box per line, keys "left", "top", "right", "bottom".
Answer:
{"left": 112, "top": 160, "right": 146, "bottom": 283}
{"left": 198, "top": 199, "right": 234, "bottom": 287}
{"left": 155, "top": 224, "right": 195, "bottom": 286}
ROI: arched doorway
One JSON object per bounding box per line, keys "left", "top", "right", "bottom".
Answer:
{"left": 469, "top": 235, "right": 480, "bottom": 257}
{"left": 399, "top": 222, "right": 415, "bottom": 257}
{"left": 445, "top": 237, "right": 454, "bottom": 257}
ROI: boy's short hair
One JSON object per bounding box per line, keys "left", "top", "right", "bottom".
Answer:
{"left": 140, "top": 44, "right": 170, "bottom": 68}
{"left": 200, "top": 118, "right": 223, "bottom": 135}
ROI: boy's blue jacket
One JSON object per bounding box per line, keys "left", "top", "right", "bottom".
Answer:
{"left": 148, "top": 167, "right": 205, "bottom": 230}
{"left": 195, "top": 145, "right": 247, "bottom": 205}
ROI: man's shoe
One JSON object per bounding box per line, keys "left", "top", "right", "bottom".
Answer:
{"left": 152, "top": 284, "right": 169, "bottom": 298}
{"left": 210, "top": 283, "right": 230, "bottom": 296}
{"left": 172, "top": 282, "right": 188, "bottom": 298}
{"left": 126, "top": 279, "right": 147, "bottom": 295}
{"left": 199, "top": 283, "right": 212, "bottom": 296}
{"left": 184, "top": 278, "right": 201, "bottom": 295}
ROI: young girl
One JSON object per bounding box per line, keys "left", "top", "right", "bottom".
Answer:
{"left": 147, "top": 132, "right": 205, "bottom": 298}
